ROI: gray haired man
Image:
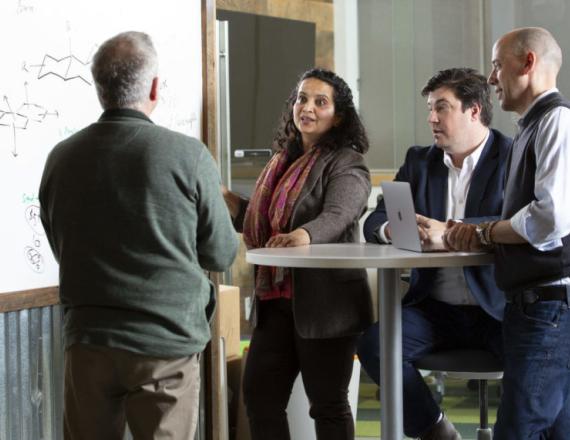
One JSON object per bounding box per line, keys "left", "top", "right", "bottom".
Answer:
{"left": 40, "top": 31, "right": 238, "bottom": 439}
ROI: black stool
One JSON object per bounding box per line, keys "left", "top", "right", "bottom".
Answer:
{"left": 415, "top": 349, "right": 503, "bottom": 440}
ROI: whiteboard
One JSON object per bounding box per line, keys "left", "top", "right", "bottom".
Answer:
{"left": 0, "top": 0, "right": 203, "bottom": 293}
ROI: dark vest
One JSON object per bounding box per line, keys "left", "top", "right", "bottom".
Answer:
{"left": 495, "top": 92, "right": 570, "bottom": 291}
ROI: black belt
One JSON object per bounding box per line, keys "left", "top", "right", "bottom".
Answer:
{"left": 505, "top": 285, "right": 569, "bottom": 304}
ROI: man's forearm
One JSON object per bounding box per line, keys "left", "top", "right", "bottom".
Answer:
{"left": 489, "top": 219, "right": 527, "bottom": 244}
{"left": 443, "top": 218, "right": 526, "bottom": 251}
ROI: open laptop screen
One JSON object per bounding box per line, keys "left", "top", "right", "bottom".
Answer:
{"left": 380, "top": 181, "right": 445, "bottom": 253}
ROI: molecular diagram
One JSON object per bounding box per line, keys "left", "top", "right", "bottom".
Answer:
{"left": 16, "top": 0, "right": 34, "bottom": 14}
{"left": 22, "top": 33, "right": 94, "bottom": 86}
{"left": 0, "top": 82, "right": 58, "bottom": 157}
{"left": 23, "top": 53, "right": 92, "bottom": 86}
{"left": 23, "top": 204, "right": 45, "bottom": 274}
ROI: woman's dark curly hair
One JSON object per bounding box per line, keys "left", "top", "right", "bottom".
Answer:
{"left": 272, "top": 68, "right": 369, "bottom": 159}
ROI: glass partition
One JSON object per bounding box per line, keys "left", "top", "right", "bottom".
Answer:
{"left": 357, "top": 0, "right": 570, "bottom": 170}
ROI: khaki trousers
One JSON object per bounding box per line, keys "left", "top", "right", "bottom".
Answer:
{"left": 64, "top": 343, "right": 200, "bottom": 440}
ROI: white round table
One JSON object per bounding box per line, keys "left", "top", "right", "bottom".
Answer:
{"left": 247, "top": 243, "right": 494, "bottom": 440}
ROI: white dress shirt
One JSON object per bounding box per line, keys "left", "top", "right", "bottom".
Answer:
{"left": 378, "top": 132, "right": 490, "bottom": 305}
{"left": 431, "top": 131, "right": 489, "bottom": 305}
{"left": 509, "top": 88, "right": 570, "bottom": 285}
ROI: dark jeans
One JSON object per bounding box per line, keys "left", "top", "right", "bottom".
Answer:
{"left": 494, "top": 298, "right": 570, "bottom": 439}
{"left": 243, "top": 298, "right": 358, "bottom": 440}
{"left": 357, "top": 298, "right": 503, "bottom": 438}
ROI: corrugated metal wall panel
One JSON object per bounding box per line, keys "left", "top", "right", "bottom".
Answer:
{"left": 0, "top": 306, "right": 204, "bottom": 440}
{"left": 0, "top": 306, "right": 64, "bottom": 440}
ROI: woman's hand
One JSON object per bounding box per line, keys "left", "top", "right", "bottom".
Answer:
{"left": 265, "top": 228, "right": 311, "bottom": 248}
{"left": 221, "top": 185, "right": 240, "bottom": 218}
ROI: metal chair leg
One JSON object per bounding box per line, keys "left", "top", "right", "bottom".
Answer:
{"left": 477, "top": 379, "right": 493, "bottom": 440}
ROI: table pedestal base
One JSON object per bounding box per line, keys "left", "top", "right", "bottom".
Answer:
{"left": 379, "top": 268, "right": 403, "bottom": 440}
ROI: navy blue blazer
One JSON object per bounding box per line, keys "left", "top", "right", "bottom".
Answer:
{"left": 364, "top": 129, "right": 512, "bottom": 321}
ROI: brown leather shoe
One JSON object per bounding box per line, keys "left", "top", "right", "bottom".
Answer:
{"left": 419, "top": 414, "right": 462, "bottom": 440}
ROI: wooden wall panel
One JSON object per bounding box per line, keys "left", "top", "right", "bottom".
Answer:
{"left": 0, "top": 287, "right": 59, "bottom": 313}
{"left": 217, "top": 0, "right": 334, "bottom": 69}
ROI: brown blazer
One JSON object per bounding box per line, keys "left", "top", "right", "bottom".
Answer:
{"left": 237, "top": 146, "right": 373, "bottom": 339}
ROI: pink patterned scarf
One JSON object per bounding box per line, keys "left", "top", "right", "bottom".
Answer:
{"left": 243, "top": 147, "right": 321, "bottom": 296}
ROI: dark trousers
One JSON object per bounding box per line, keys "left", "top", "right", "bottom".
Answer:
{"left": 494, "top": 298, "right": 570, "bottom": 439}
{"left": 243, "top": 298, "right": 358, "bottom": 440}
{"left": 357, "top": 298, "right": 503, "bottom": 438}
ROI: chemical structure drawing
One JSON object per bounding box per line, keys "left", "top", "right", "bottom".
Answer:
{"left": 16, "top": 0, "right": 35, "bottom": 14}
{"left": 25, "top": 204, "right": 44, "bottom": 236}
{"left": 22, "top": 35, "right": 95, "bottom": 86}
{"left": 0, "top": 83, "right": 58, "bottom": 157}
{"left": 24, "top": 245, "right": 44, "bottom": 273}
{"left": 23, "top": 53, "right": 92, "bottom": 85}
{"left": 24, "top": 204, "right": 45, "bottom": 274}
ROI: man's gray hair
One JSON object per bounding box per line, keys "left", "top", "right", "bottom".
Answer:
{"left": 91, "top": 31, "right": 158, "bottom": 110}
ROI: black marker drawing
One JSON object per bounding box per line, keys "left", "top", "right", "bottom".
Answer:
{"left": 22, "top": 36, "right": 95, "bottom": 85}
{"left": 24, "top": 246, "right": 44, "bottom": 273}
{"left": 0, "top": 83, "right": 58, "bottom": 157}
{"left": 23, "top": 204, "right": 46, "bottom": 273}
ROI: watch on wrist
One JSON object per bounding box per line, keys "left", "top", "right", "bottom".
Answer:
{"left": 475, "top": 223, "right": 487, "bottom": 246}
{"left": 476, "top": 221, "right": 496, "bottom": 247}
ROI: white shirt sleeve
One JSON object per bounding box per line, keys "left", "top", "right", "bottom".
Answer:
{"left": 378, "top": 221, "right": 391, "bottom": 243}
{"left": 510, "top": 107, "right": 570, "bottom": 250}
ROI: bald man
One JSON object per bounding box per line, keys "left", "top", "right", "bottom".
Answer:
{"left": 444, "top": 27, "right": 570, "bottom": 439}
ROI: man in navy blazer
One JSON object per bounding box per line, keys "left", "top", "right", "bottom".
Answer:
{"left": 357, "top": 68, "right": 512, "bottom": 440}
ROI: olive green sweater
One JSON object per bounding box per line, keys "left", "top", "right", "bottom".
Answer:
{"left": 39, "top": 109, "right": 238, "bottom": 358}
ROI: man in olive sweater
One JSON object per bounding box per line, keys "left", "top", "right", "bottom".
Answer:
{"left": 39, "top": 31, "right": 238, "bottom": 440}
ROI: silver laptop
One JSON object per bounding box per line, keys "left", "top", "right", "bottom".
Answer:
{"left": 381, "top": 181, "right": 444, "bottom": 252}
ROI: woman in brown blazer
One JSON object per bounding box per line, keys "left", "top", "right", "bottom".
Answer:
{"left": 223, "top": 68, "right": 373, "bottom": 440}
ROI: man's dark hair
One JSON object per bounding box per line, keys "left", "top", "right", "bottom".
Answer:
{"left": 421, "top": 68, "right": 493, "bottom": 126}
